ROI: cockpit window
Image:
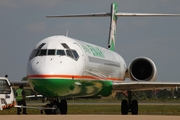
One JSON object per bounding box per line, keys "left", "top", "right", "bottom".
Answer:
{"left": 66, "top": 50, "right": 74, "bottom": 58}
{"left": 39, "top": 49, "right": 47, "bottom": 56}
{"left": 61, "top": 43, "right": 70, "bottom": 49}
{"left": 48, "top": 49, "right": 55, "bottom": 55}
{"left": 57, "top": 50, "right": 65, "bottom": 56}
{"left": 35, "top": 50, "right": 40, "bottom": 56}
{"left": 38, "top": 43, "right": 46, "bottom": 49}
{"left": 29, "top": 44, "right": 79, "bottom": 61}
{"left": 72, "top": 50, "right": 79, "bottom": 59}
{"left": 34, "top": 49, "right": 47, "bottom": 57}
{"left": 29, "top": 50, "right": 36, "bottom": 60}
{"left": 29, "top": 43, "right": 46, "bottom": 60}
{"left": 66, "top": 49, "right": 79, "bottom": 60}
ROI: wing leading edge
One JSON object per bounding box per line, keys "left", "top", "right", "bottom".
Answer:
{"left": 112, "top": 81, "right": 180, "bottom": 92}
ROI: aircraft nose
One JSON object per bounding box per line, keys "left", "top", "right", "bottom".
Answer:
{"left": 34, "top": 66, "right": 61, "bottom": 74}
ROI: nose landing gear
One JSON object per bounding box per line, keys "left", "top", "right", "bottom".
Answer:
{"left": 44, "top": 99, "right": 67, "bottom": 115}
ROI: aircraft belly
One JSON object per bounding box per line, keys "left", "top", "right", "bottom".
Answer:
{"left": 28, "top": 78, "right": 113, "bottom": 98}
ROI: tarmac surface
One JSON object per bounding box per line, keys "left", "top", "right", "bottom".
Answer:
{"left": 1, "top": 115, "right": 180, "bottom": 120}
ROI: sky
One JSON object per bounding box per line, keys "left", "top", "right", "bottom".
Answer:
{"left": 0, "top": 0, "right": 180, "bottom": 82}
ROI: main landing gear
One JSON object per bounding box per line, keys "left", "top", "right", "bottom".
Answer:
{"left": 121, "top": 90, "right": 138, "bottom": 115}
{"left": 43, "top": 98, "right": 67, "bottom": 115}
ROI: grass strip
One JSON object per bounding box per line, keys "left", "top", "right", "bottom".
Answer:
{"left": 0, "top": 105, "right": 180, "bottom": 115}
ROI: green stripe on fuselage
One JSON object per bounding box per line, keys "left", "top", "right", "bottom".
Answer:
{"left": 28, "top": 78, "right": 113, "bottom": 98}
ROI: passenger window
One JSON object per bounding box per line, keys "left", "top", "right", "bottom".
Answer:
{"left": 57, "top": 50, "right": 65, "bottom": 56}
{"left": 48, "top": 50, "right": 55, "bottom": 55}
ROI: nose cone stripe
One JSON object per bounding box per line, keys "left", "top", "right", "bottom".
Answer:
{"left": 27, "top": 74, "right": 123, "bottom": 81}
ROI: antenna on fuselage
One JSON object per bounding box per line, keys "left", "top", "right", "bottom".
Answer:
{"left": 46, "top": 2, "right": 180, "bottom": 51}
{"left": 66, "top": 30, "right": 68, "bottom": 37}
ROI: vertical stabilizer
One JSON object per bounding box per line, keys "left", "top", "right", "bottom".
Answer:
{"left": 46, "top": 2, "right": 180, "bottom": 52}
{"left": 107, "top": 3, "right": 118, "bottom": 51}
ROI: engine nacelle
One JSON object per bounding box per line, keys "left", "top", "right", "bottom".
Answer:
{"left": 128, "top": 57, "right": 157, "bottom": 81}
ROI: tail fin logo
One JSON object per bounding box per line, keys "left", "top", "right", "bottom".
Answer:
{"left": 108, "top": 3, "right": 118, "bottom": 51}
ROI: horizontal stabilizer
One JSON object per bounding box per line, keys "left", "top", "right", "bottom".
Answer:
{"left": 115, "top": 12, "right": 180, "bottom": 17}
{"left": 47, "top": 13, "right": 180, "bottom": 18}
{"left": 46, "top": 3, "right": 180, "bottom": 52}
{"left": 46, "top": 13, "right": 111, "bottom": 18}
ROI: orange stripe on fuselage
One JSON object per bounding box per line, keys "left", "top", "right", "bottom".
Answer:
{"left": 27, "top": 74, "right": 123, "bottom": 81}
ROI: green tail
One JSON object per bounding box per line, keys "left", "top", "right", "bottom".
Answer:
{"left": 47, "top": 2, "right": 119, "bottom": 51}
{"left": 107, "top": 3, "right": 118, "bottom": 51}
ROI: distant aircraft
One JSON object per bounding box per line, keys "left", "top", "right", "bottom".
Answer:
{"left": 0, "top": 76, "right": 16, "bottom": 110}
{"left": 25, "top": 2, "right": 180, "bottom": 115}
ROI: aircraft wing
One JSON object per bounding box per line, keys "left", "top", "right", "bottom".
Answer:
{"left": 11, "top": 81, "right": 30, "bottom": 89}
{"left": 112, "top": 81, "right": 180, "bottom": 92}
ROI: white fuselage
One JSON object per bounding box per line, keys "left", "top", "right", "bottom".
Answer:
{"left": 27, "top": 36, "right": 126, "bottom": 80}
{"left": 27, "top": 35, "right": 127, "bottom": 97}
{"left": 27, "top": 35, "right": 127, "bottom": 80}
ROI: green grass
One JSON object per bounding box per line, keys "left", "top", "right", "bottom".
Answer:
{"left": 2, "top": 98, "right": 180, "bottom": 115}
{"left": 139, "top": 105, "right": 180, "bottom": 115}
{"left": 1, "top": 105, "right": 180, "bottom": 115}
{"left": 69, "top": 105, "right": 180, "bottom": 115}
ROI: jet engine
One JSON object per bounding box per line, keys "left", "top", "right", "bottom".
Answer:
{"left": 128, "top": 57, "right": 157, "bottom": 81}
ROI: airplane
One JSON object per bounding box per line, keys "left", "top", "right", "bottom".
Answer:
{"left": 0, "top": 76, "right": 16, "bottom": 110}
{"left": 24, "top": 2, "right": 180, "bottom": 115}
